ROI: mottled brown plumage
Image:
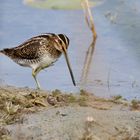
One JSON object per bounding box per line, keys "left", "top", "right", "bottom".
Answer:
{"left": 0, "top": 33, "right": 76, "bottom": 89}
{"left": 1, "top": 34, "right": 61, "bottom": 59}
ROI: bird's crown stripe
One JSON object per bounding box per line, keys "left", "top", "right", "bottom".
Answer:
{"left": 63, "top": 35, "right": 68, "bottom": 46}
{"left": 57, "top": 34, "right": 68, "bottom": 46}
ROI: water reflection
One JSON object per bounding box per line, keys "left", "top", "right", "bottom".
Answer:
{"left": 80, "top": 38, "right": 97, "bottom": 85}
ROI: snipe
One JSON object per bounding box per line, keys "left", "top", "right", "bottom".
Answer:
{"left": 0, "top": 33, "right": 76, "bottom": 89}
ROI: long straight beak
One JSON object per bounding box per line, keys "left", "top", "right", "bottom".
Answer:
{"left": 62, "top": 48, "right": 76, "bottom": 86}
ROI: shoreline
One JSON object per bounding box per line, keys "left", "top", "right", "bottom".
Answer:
{"left": 0, "top": 85, "right": 140, "bottom": 140}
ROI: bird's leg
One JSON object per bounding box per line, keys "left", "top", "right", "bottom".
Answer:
{"left": 32, "top": 67, "right": 42, "bottom": 89}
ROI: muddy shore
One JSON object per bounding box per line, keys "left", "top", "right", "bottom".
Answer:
{"left": 0, "top": 86, "right": 140, "bottom": 140}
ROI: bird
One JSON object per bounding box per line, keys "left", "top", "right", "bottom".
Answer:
{"left": 0, "top": 33, "right": 76, "bottom": 89}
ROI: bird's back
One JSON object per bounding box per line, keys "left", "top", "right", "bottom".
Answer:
{"left": 0, "top": 34, "right": 62, "bottom": 68}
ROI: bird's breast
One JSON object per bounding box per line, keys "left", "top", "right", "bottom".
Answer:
{"left": 31, "top": 54, "right": 59, "bottom": 70}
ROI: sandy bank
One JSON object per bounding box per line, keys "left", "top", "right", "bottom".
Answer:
{"left": 0, "top": 86, "right": 140, "bottom": 140}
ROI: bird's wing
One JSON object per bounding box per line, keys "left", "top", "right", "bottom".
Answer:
{"left": 12, "top": 37, "right": 48, "bottom": 59}
{"left": 2, "top": 34, "right": 54, "bottom": 60}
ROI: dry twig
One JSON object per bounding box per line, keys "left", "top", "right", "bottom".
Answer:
{"left": 81, "top": 0, "right": 97, "bottom": 39}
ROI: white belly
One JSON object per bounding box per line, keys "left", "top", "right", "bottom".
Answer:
{"left": 15, "top": 55, "right": 58, "bottom": 70}
{"left": 31, "top": 55, "right": 57, "bottom": 70}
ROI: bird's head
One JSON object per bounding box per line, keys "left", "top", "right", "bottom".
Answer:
{"left": 53, "top": 34, "right": 69, "bottom": 52}
{"left": 53, "top": 34, "right": 76, "bottom": 86}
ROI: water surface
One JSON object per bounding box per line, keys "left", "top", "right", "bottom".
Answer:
{"left": 0, "top": 0, "right": 140, "bottom": 99}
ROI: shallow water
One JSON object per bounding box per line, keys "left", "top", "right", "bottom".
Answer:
{"left": 0, "top": 0, "right": 140, "bottom": 99}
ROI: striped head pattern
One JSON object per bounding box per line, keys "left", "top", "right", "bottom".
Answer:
{"left": 40, "top": 33, "right": 69, "bottom": 50}
{"left": 51, "top": 34, "right": 70, "bottom": 52}
{"left": 57, "top": 34, "right": 69, "bottom": 49}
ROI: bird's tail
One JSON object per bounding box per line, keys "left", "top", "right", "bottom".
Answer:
{"left": 0, "top": 49, "right": 13, "bottom": 57}
{"left": 0, "top": 49, "right": 6, "bottom": 55}
{"left": 0, "top": 50, "right": 4, "bottom": 54}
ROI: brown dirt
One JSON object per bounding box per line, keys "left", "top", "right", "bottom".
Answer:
{"left": 0, "top": 86, "right": 140, "bottom": 140}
